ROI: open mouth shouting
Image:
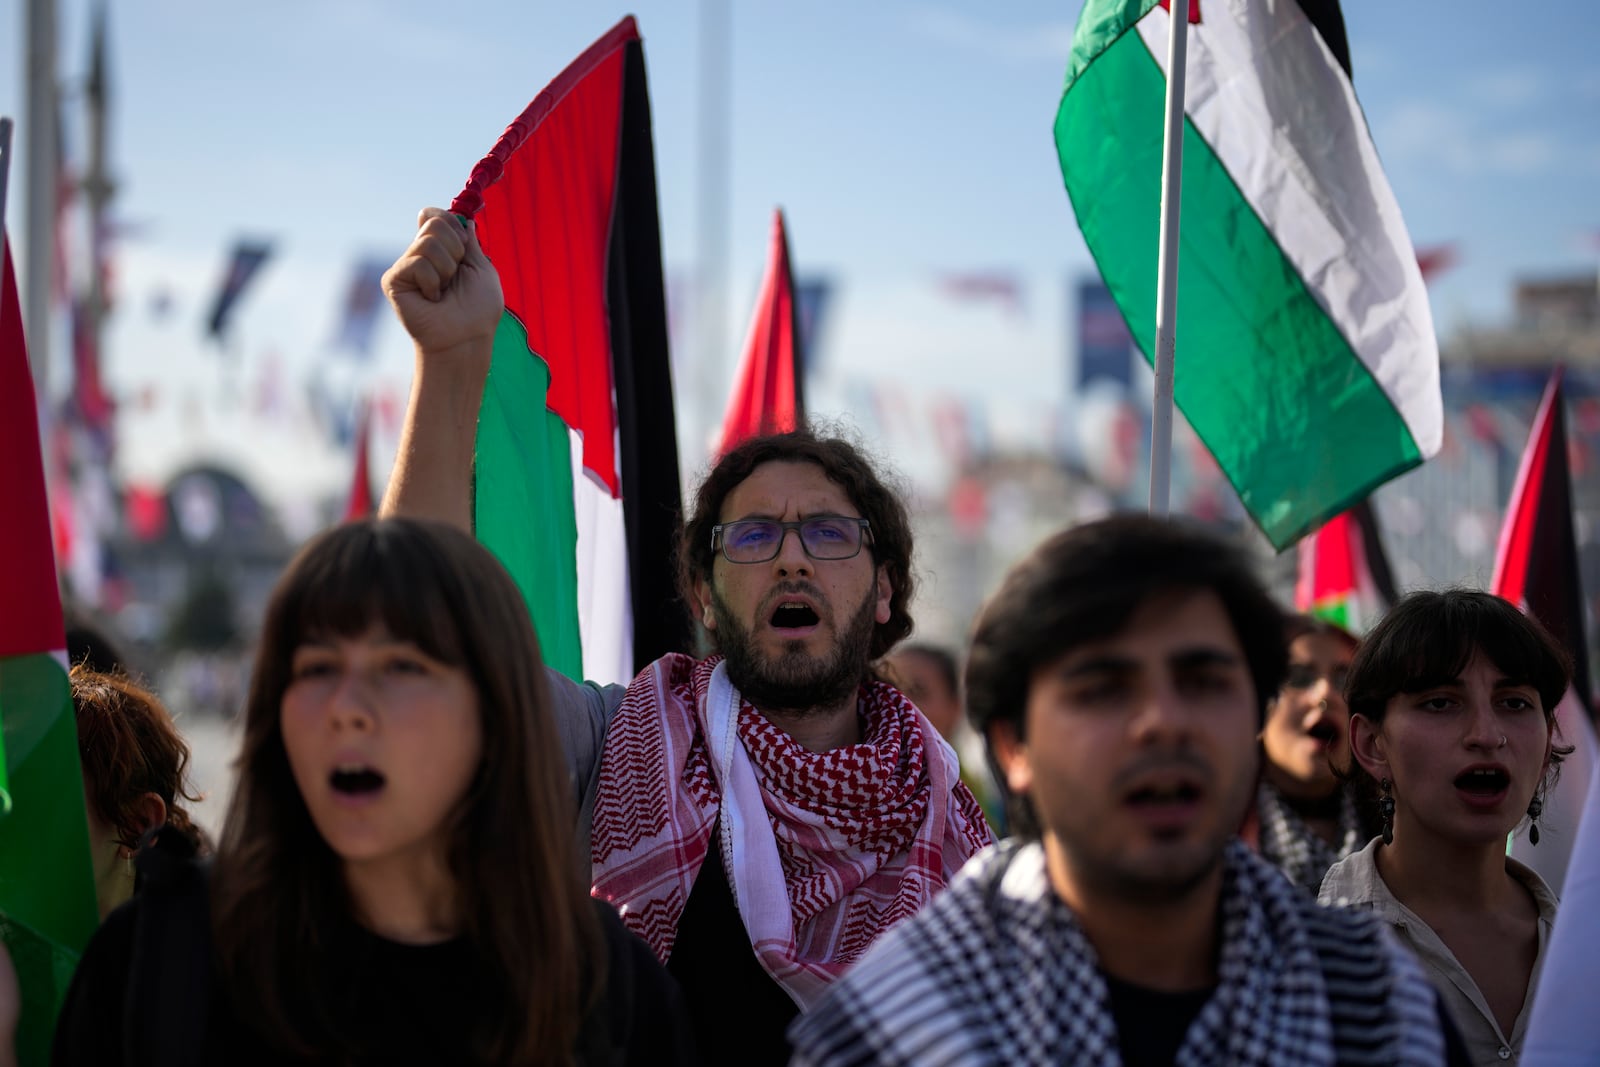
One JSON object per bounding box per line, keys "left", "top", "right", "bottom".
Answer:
{"left": 1304, "top": 718, "right": 1340, "bottom": 750}
{"left": 765, "top": 588, "right": 824, "bottom": 638}
{"left": 1123, "top": 772, "right": 1207, "bottom": 834}
{"left": 1453, "top": 763, "right": 1511, "bottom": 810}
{"left": 329, "top": 761, "right": 387, "bottom": 806}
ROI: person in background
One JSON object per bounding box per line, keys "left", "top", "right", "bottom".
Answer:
{"left": 71, "top": 667, "right": 208, "bottom": 918}
{"left": 791, "top": 516, "right": 1463, "bottom": 1067}
{"left": 53, "top": 518, "right": 698, "bottom": 1065}
{"left": 1320, "top": 589, "right": 1572, "bottom": 1065}
{"left": 1243, "top": 613, "right": 1377, "bottom": 892}
{"left": 379, "top": 209, "right": 991, "bottom": 1065}
{"left": 884, "top": 643, "right": 1007, "bottom": 834}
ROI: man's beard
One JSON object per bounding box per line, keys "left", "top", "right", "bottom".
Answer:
{"left": 711, "top": 584, "right": 879, "bottom": 716}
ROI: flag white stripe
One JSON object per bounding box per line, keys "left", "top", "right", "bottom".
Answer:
{"left": 1136, "top": 2, "right": 1440, "bottom": 453}
{"left": 571, "top": 427, "right": 632, "bottom": 686}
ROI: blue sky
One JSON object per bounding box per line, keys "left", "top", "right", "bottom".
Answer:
{"left": 2, "top": 1, "right": 1597, "bottom": 522}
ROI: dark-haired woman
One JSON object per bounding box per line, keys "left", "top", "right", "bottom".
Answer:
{"left": 1245, "top": 614, "right": 1377, "bottom": 892}
{"left": 1319, "top": 589, "right": 1570, "bottom": 1065}
{"left": 54, "top": 518, "right": 698, "bottom": 1066}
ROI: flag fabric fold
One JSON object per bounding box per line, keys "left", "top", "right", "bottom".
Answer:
{"left": 0, "top": 237, "right": 99, "bottom": 1066}
{"left": 451, "top": 16, "right": 687, "bottom": 685}
{"left": 717, "top": 208, "right": 804, "bottom": 456}
{"left": 1492, "top": 368, "right": 1597, "bottom": 895}
{"left": 1054, "top": 0, "right": 1442, "bottom": 548}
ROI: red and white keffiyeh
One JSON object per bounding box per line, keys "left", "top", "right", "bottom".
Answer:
{"left": 590, "top": 653, "right": 993, "bottom": 1008}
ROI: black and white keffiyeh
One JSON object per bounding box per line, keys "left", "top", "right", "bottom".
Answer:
{"left": 789, "top": 839, "right": 1447, "bottom": 1067}
{"left": 1256, "top": 782, "right": 1367, "bottom": 894}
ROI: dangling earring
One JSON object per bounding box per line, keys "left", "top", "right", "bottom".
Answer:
{"left": 1527, "top": 794, "right": 1543, "bottom": 847}
{"left": 1379, "top": 777, "right": 1395, "bottom": 845}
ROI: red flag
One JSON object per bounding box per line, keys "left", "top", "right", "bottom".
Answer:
{"left": 343, "top": 399, "right": 375, "bottom": 522}
{"left": 717, "top": 209, "right": 804, "bottom": 455}
{"left": 1294, "top": 499, "right": 1399, "bottom": 634}
{"left": 0, "top": 240, "right": 64, "bottom": 655}
{"left": 1494, "top": 367, "right": 1597, "bottom": 892}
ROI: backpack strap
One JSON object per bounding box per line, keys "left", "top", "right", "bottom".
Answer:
{"left": 123, "top": 824, "right": 213, "bottom": 1067}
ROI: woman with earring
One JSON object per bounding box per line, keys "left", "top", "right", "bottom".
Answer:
{"left": 53, "top": 518, "right": 698, "bottom": 1065}
{"left": 1320, "top": 590, "right": 1572, "bottom": 1065}
{"left": 1245, "top": 613, "right": 1377, "bottom": 892}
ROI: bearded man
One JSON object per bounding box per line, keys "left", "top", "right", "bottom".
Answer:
{"left": 380, "top": 209, "right": 992, "bottom": 1066}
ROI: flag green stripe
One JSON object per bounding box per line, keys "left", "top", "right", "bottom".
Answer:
{"left": 1061, "top": 0, "right": 1159, "bottom": 91}
{"left": 1055, "top": 31, "right": 1423, "bottom": 548}
{"left": 474, "top": 311, "right": 585, "bottom": 680}
{"left": 0, "top": 652, "right": 98, "bottom": 1064}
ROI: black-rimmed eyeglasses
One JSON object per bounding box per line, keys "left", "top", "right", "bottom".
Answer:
{"left": 711, "top": 517, "right": 873, "bottom": 564}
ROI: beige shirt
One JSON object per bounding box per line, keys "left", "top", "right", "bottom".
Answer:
{"left": 1319, "top": 837, "right": 1558, "bottom": 1066}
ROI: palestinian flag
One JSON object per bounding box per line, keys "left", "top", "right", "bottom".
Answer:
{"left": 1294, "top": 499, "right": 1399, "bottom": 634}
{"left": 1054, "top": 0, "right": 1442, "bottom": 549}
{"left": 1494, "top": 368, "right": 1597, "bottom": 893}
{"left": 0, "top": 237, "right": 99, "bottom": 1064}
{"left": 716, "top": 208, "right": 805, "bottom": 456}
{"left": 451, "top": 17, "right": 687, "bottom": 685}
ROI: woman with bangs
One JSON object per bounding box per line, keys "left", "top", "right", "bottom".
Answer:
{"left": 54, "top": 518, "right": 697, "bottom": 1066}
{"left": 1319, "top": 589, "right": 1573, "bottom": 1065}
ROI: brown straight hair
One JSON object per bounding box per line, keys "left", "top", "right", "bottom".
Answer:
{"left": 210, "top": 518, "right": 601, "bottom": 1063}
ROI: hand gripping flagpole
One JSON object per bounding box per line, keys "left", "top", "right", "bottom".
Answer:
{"left": 1148, "top": 2, "right": 1190, "bottom": 517}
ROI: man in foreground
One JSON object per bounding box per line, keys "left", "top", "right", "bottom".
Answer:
{"left": 379, "top": 209, "right": 991, "bottom": 1065}
{"left": 791, "top": 515, "right": 1463, "bottom": 1066}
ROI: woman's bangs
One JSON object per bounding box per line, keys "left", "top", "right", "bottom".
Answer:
{"left": 285, "top": 526, "right": 467, "bottom": 667}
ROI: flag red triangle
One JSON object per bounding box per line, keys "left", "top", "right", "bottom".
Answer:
{"left": 717, "top": 208, "right": 804, "bottom": 456}
{"left": 0, "top": 237, "right": 66, "bottom": 657}
{"left": 1491, "top": 366, "right": 1593, "bottom": 711}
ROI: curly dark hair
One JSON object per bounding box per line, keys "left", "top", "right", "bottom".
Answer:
{"left": 678, "top": 427, "right": 915, "bottom": 660}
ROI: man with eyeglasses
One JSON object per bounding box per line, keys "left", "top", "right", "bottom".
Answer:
{"left": 379, "top": 211, "right": 993, "bottom": 1066}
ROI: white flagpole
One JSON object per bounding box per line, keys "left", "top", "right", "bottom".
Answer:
{"left": 1148, "top": 2, "right": 1190, "bottom": 517}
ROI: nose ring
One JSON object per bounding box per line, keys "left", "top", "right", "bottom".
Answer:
{"left": 1499, "top": 734, "right": 1508, "bottom": 748}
